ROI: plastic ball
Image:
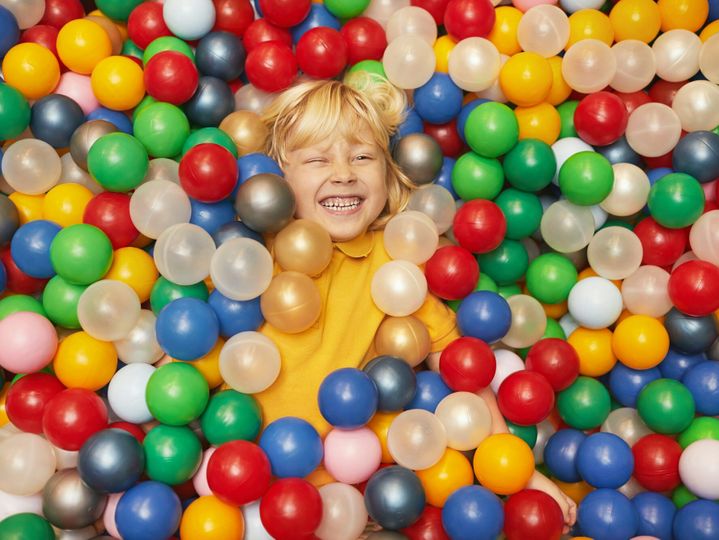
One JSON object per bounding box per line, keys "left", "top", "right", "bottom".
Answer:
{"left": 447, "top": 37, "right": 500, "bottom": 92}
{"left": 568, "top": 276, "right": 623, "bottom": 329}
{"left": 206, "top": 440, "right": 271, "bottom": 506}
{"left": 540, "top": 200, "right": 595, "bottom": 253}
{"left": 143, "top": 51, "right": 199, "bottom": 106}
{"left": 0, "top": 83, "right": 30, "bottom": 140}
{"left": 609, "top": 0, "right": 661, "bottom": 43}
{"left": 637, "top": 378, "right": 695, "bottom": 434}
{"left": 364, "top": 466, "right": 425, "bottom": 531}
{"left": 664, "top": 308, "right": 718, "bottom": 355}
{"left": 498, "top": 371, "right": 555, "bottom": 426}
{"left": 577, "top": 489, "right": 639, "bottom": 540}
{"left": 2, "top": 42, "right": 60, "bottom": 100}
{"left": 340, "top": 16, "right": 386, "bottom": 64}
{"left": 499, "top": 52, "right": 553, "bottom": 108}
{"left": 444, "top": 0, "right": 495, "bottom": 40}
{"left": 130, "top": 179, "right": 192, "bottom": 239}
{"left": 562, "top": 39, "right": 616, "bottom": 94}
{"left": 609, "top": 40, "right": 655, "bottom": 94}
{"left": 434, "top": 391, "right": 492, "bottom": 452}
{"left": 5, "top": 372, "right": 65, "bottom": 434}
{"left": 145, "top": 361, "right": 209, "bottom": 426}
{"left": 245, "top": 41, "right": 297, "bottom": 92}
{"left": 2, "top": 139, "right": 61, "bottom": 196}
{"left": 56, "top": 19, "right": 112, "bottom": 75}
{"left": 91, "top": 55, "right": 145, "bottom": 111}
{"left": 673, "top": 500, "right": 719, "bottom": 540}
{"left": 576, "top": 432, "right": 634, "bottom": 489}
{"left": 629, "top": 433, "right": 682, "bottom": 492}
{"left": 185, "top": 75, "right": 235, "bottom": 127}
{"left": 457, "top": 291, "right": 512, "bottom": 343}
{"left": 441, "top": 485, "right": 503, "bottom": 540}
{"left": 115, "top": 481, "right": 182, "bottom": 540}
{"left": 668, "top": 260, "right": 719, "bottom": 316}
{"left": 558, "top": 376, "right": 612, "bottom": 429}
{"left": 260, "top": 478, "right": 322, "bottom": 540}
{"left": 504, "top": 489, "right": 565, "bottom": 540}
{"left": 180, "top": 496, "right": 245, "bottom": 540}
{"left": 323, "top": 427, "right": 381, "bottom": 485}
{"left": 543, "top": 428, "right": 586, "bottom": 483}
{"left": 382, "top": 34, "right": 435, "bottom": 89}
{"left": 612, "top": 315, "right": 669, "bottom": 370}
{"left": 77, "top": 428, "right": 144, "bottom": 493}
{"left": 219, "top": 331, "right": 281, "bottom": 394}
{"left": 196, "top": 31, "right": 245, "bottom": 81}
{"left": 503, "top": 138, "right": 556, "bottom": 192}
{"left": 0, "top": 433, "right": 57, "bottom": 496}
{"left": 0, "top": 514, "right": 54, "bottom": 539}
{"left": 10, "top": 220, "right": 60, "bottom": 279}
{"left": 371, "top": 260, "right": 428, "bottom": 316}
{"left": 53, "top": 330, "right": 117, "bottom": 391}
{"left": 41, "top": 468, "right": 107, "bottom": 530}
{"left": 143, "top": 424, "right": 202, "bottom": 485}
{"left": 653, "top": 29, "right": 702, "bottom": 82}
{"left": 29, "top": 94, "right": 85, "bottom": 149}
{"left": 42, "top": 388, "right": 108, "bottom": 451}
{"left": 0, "top": 311, "right": 57, "bottom": 373}
{"left": 414, "top": 448, "right": 473, "bottom": 509}
{"left": 422, "top": 246, "right": 477, "bottom": 301}
{"left": 155, "top": 296, "right": 219, "bottom": 361}
{"left": 133, "top": 102, "right": 190, "bottom": 158}
{"left": 161, "top": 0, "right": 215, "bottom": 40}
{"left": 296, "top": 26, "right": 347, "bottom": 79}
{"left": 107, "top": 363, "right": 155, "bottom": 424}
{"left": 473, "top": 433, "right": 534, "bottom": 495}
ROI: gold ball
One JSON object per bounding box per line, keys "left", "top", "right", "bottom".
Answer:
{"left": 261, "top": 271, "right": 322, "bottom": 334}
{"left": 274, "top": 219, "right": 333, "bottom": 276}
{"left": 219, "top": 110, "right": 269, "bottom": 156}
{"left": 374, "top": 315, "right": 431, "bottom": 367}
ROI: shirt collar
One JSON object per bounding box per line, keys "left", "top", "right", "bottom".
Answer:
{"left": 334, "top": 231, "right": 376, "bottom": 258}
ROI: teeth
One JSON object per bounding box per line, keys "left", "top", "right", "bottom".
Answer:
{"left": 320, "top": 197, "right": 361, "bottom": 210}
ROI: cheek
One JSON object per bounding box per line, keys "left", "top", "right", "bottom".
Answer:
{"left": 285, "top": 175, "right": 318, "bottom": 214}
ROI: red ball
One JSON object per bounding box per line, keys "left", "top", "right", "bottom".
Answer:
{"left": 83, "top": 192, "right": 139, "bottom": 249}
{"left": 503, "top": 489, "right": 564, "bottom": 540}
{"left": 574, "top": 91, "right": 629, "bottom": 147}
{"left": 21, "top": 25, "right": 60, "bottom": 60}
{"left": 179, "top": 143, "right": 238, "bottom": 203}
{"left": 42, "top": 388, "right": 108, "bottom": 451}
{"left": 245, "top": 41, "right": 297, "bottom": 93}
{"left": 296, "top": 27, "right": 348, "bottom": 79}
{"left": 144, "top": 51, "right": 200, "bottom": 105}
{"left": 612, "top": 90, "right": 651, "bottom": 115}
{"left": 525, "top": 338, "right": 580, "bottom": 392}
{"left": 424, "top": 245, "right": 479, "bottom": 300}
{"left": 412, "top": 0, "right": 451, "bottom": 25}
{"left": 259, "top": 0, "right": 311, "bottom": 27}
{"left": 108, "top": 421, "right": 146, "bottom": 443}
{"left": 444, "top": 0, "right": 495, "bottom": 40}
{"left": 259, "top": 478, "right": 323, "bottom": 540}
{"left": 452, "top": 199, "right": 506, "bottom": 254}
{"left": 39, "top": 0, "right": 84, "bottom": 29}
{"left": 497, "top": 371, "right": 555, "bottom": 426}
{"left": 424, "top": 119, "right": 465, "bottom": 158}
{"left": 5, "top": 373, "right": 66, "bottom": 434}
{"left": 633, "top": 217, "right": 688, "bottom": 267}
{"left": 649, "top": 79, "right": 685, "bottom": 107}
{"left": 127, "top": 2, "right": 173, "bottom": 50}
{"left": 668, "top": 260, "right": 719, "bottom": 316}
{"left": 243, "top": 19, "right": 293, "bottom": 52}
{"left": 213, "top": 0, "right": 255, "bottom": 37}
{"left": 207, "top": 440, "right": 272, "bottom": 505}
{"left": 0, "top": 248, "right": 48, "bottom": 295}
{"left": 632, "top": 434, "right": 682, "bottom": 492}
{"left": 439, "top": 336, "right": 496, "bottom": 392}
{"left": 643, "top": 149, "right": 675, "bottom": 169}
{"left": 340, "top": 17, "right": 387, "bottom": 65}
{"left": 402, "top": 505, "right": 449, "bottom": 540}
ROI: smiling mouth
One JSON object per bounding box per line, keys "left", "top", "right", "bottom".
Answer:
{"left": 319, "top": 196, "right": 365, "bottom": 215}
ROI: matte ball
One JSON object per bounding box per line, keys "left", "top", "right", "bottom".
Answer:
{"left": 196, "top": 31, "right": 246, "bottom": 81}
{"left": 364, "top": 466, "right": 426, "bottom": 530}
{"left": 78, "top": 429, "right": 144, "bottom": 493}
{"left": 184, "top": 76, "right": 235, "bottom": 127}
{"left": 363, "top": 355, "right": 417, "bottom": 412}
{"left": 234, "top": 173, "right": 296, "bottom": 233}
{"left": 392, "top": 133, "right": 443, "bottom": 185}
{"left": 42, "top": 469, "right": 107, "bottom": 530}
{"left": 30, "top": 94, "right": 85, "bottom": 149}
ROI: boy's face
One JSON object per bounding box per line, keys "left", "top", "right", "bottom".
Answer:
{"left": 282, "top": 127, "right": 388, "bottom": 242}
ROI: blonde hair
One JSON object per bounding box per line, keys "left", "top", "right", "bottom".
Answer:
{"left": 261, "top": 72, "right": 416, "bottom": 229}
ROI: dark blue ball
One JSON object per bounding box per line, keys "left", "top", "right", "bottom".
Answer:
{"left": 0, "top": 6, "right": 19, "bottom": 59}
{"left": 195, "top": 31, "right": 246, "bottom": 81}
{"left": 456, "top": 291, "right": 511, "bottom": 343}
{"left": 258, "top": 416, "right": 323, "bottom": 478}
{"left": 115, "top": 481, "right": 182, "bottom": 540}
{"left": 396, "top": 108, "right": 424, "bottom": 139}
{"left": 577, "top": 489, "right": 638, "bottom": 540}
{"left": 595, "top": 136, "right": 643, "bottom": 167}
{"left": 10, "top": 219, "right": 61, "bottom": 279}
{"left": 576, "top": 432, "right": 634, "bottom": 489}
{"left": 683, "top": 361, "right": 719, "bottom": 415}
{"left": 672, "top": 130, "right": 719, "bottom": 183}
{"left": 365, "top": 466, "right": 426, "bottom": 530}
{"left": 87, "top": 107, "right": 133, "bottom": 134}
{"left": 156, "top": 297, "right": 219, "bottom": 360}
{"left": 30, "top": 94, "right": 85, "bottom": 148}
{"left": 190, "top": 198, "right": 237, "bottom": 236}
{"left": 414, "top": 73, "right": 463, "bottom": 125}
{"left": 291, "top": 4, "right": 340, "bottom": 42}
{"left": 184, "top": 76, "right": 234, "bottom": 128}
{"left": 0, "top": 261, "right": 6, "bottom": 294}
{"left": 543, "top": 428, "right": 587, "bottom": 483}
{"left": 318, "top": 368, "right": 378, "bottom": 428}
{"left": 442, "top": 485, "right": 504, "bottom": 540}
{"left": 78, "top": 428, "right": 145, "bottom": 493}
{"left": 673, "top": 500, "right": 719, "bottom": 540}
{"left": 633, "top": 492, "right": 675, "bottom": 540}
{"left": 208, "top": 289, "right": 264, "bottom": 338}
{"left": 433, "top": 157, "right": 458, "bottom": 199}
{"left": 405, "top": 371, "right": 452, "bottom": 413}
{"left": 609, "top": 363, "right": 662, "bottom": 408}
{"left": 363, "top": 355, "right": 417, "bottom": 412}
{"left": 211, "top": 220, "right": 265, "bottom": 247}
{"left": 659, "top": 348, "right": 707, "bottom": 380}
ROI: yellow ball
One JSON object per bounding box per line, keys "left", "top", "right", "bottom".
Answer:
{"left": 499, "top": 52, "right": 553, "bottom": 107}
{"left": 180, "top": 495, "right": 245, "bottom": 540}
{"left": 546, "top": 56, "right": 572, "bottom": 106}
{"left": 434, "top": 35, "right": 457, "bottom": 73}
{"left": 554, "top": 480, "right": 594, "bottom": 505}
{"left": 175, "top": 339, "right": 225, "bottom": 389}
{"left": 515, "top": 102, "right": 561, "bottom": 145}
{"left": 700, "top": 19, "right": 719, "bottom": 41}
{"left": 8, "top": 193, "right": 45, "bottom": 225}
{"left": 0, "top": 384, "right": 10, "bottom": 427}
{"left": 612, "top": 314, "right": 669, "bottom": 370}
{"left": 568, "top": 327, "right": 617, "bottom": 377}
{"left": 488, "top": 6, "right": 523, "bottom": 56}
{"left": 104, "top": 247, "right": 158, "bottom": 303}
{"left": 91, "top": 56, "right": 145, "bottom": 111}
{"left": 43, "top": 183, "right": 94, "bottom": 228}
{"left": 367, "top": 411, "right": 399, "bottom": 463}
{"left": 567, "top": 9, "right": 615, "bottom": 48}
{"left": 416, "top": 448, "right": 474, "bottom": 507}
{"left": 609, "top": 0, "right": 662, "bottom": 43}
{"left": 473, "top": 433, "right": 534, "bottom": 495}
{"left": 53, "top": 331, "right": 118, "bottom": 391}
{"left": 2, "top": 43, "right": 61, "bottom": 100}
{"left": 658, "top": 0, "right": 709, "bottom": 32}
{"left": 57, "top": 19, "right": 112, "bottom": 75}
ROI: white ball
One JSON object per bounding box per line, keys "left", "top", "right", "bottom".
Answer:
{"left": 107, "top": 363, "right": 156, "bottom": 424}
{"left": 559, "top": 312, "right": 579, "bottom": 338}
{"left": 163, "top": 0, "right": 216, "bottom": 40}
{"left": 559, "top": 0, "right": 604, "bottom": 13}
{"left": 568, "top": 276, "right": 623, "bottom": 329}
{"left": 679, "top": 439, "right": 719, "bottom": 500}
{"left": 490, "top": 349, "right": 525, "bottom": 394}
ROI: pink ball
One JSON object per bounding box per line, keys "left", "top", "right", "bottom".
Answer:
{"left": 323, "top": 427, "right": 381, "bottom": 485}
{"left": 103, "top": 492, "right": 123, "bottom": 538}
{"left": 0, "top": 312, "right": 58, "bottom": 373}
{"left": 512, "top": 0, "right": 558, "bottom": 12}
{"left": 192, "top": 446, "right": 215, "bottom": 496}
{"left": 54, "top": 72, "right": 100, "bottom": 115}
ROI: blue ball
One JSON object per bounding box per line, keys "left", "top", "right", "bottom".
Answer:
{"left": 577, "top": 489, "right": 638, "bottom": 540}
{"left": 414, "top": 73, "right": 463, "bottom": 125}
{"left": 576, "top": 432, "right": 634, "bottom": 489}
{"left": 291, "top": 4, "right": 340, "bottom": 42}
{"left": 543, "top": 428, "right": 587, "bottom": 483}
{"left": 0, "top": 6, "right": 19, "bottom": 59}
{"left": 234, "top": 152, "right": 283, "bottom": 199}
{"left": 156, "top": 297, "right": 219, "bottom": 361}
{"left": 456, "top": 291, "right": 511, "bottom": 343}
{"left": 0, "top": 261, "right": 6, "bottom": 294}
{"left": 647, "top": 167, "right": 673, "bottom": 186}
{"left": 318, "top": 368, "right": 378, "bottom": 428}
{"left": 189, "top": 198, "right": 237, "bottom": 236}
{"left": 673, "top": 500, "right": 719, "bottom": 540}
{"left": 363, "top": 355, "right": 417, "bottom": 412}
{"left": 87, "top": 107, "right": 133, "bottom": 134}
{"left": 433, "top": 157, "right": 458, "bottom": 199}
{"left": 609, "top": 363, "right": 662, "bottom": 408}
{"left": 208, "top": 289, "right": 264, "bottom": 338}
{"left": 405, "top": 371, "right": 452, "bottom": 413}
{"left": 10, "top": 220, "right": 61, "bottom": 279}
{"left": 211, "top": 220, "right": 265, "bottom": 247}
{"left": 457, "top": 99, "right": 488, "bottom": 142}
{"left": 659, "top": 348, "right": 706, "bottom": 380}
{"left": 115, "top": 481, "right": 182, "bottom": 540}
{"left": 683, "top": 361, "right": 719, "bottom": 415}
{"left": 258, "top": 417, "right": 323, "bottom": 478}
{"left": 710, "top": 0, "right": 719, "bottom": 21}
{"left": 633, "top": 492, "right": 676, "bottom": 540}
{"left": 396, "top": 108, "right": 424, "bottom": 139}
{"left": 442, "top": 485, "right": 504, "bottom": 540}
{"left": 365, "top": 466, "right": 426, "bottom": 530}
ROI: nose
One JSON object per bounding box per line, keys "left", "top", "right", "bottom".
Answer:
{"left": 330, "top": 160, "right": 356, "bottom": 183}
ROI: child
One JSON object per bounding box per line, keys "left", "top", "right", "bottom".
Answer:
{"left": 255, "top": 73, "right": 576, "bottom": 530}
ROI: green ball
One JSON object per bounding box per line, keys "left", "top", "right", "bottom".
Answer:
{"left": 519, "top": 317, "right": 566, "bottom": 358}
{"left": 601, "top": 219, "right": 633, "bottom": 231}
{"left": 464, "top": 102, "right": 519, "bottom": 158}
{"left": 143, "top": 36, "right": 195, "bottom": 64}
{"left": 558, "top": 151, "right": 614, "bottom": 206}
{"left": 50, "top": 224, "right": 113, "bottom": 285}
{"left": 673, "top": 485, "right": 699, "bottom": 509}
{"left": 134, "top": 103, "right": 190, "bottom": 158}
{"left": 447, "top": 299, "right": 461, "bottom": 312}
{"left": 347, "top": 60, "right": 386, "bottom": 79}
{"left": 497, "top": 283, "right": 522, "bottom": 299}
{"left": 557, "top": 376, "right": 611, "bottom": 430}
{"left": 122, "top": 39, "right": 144, "bottom": 59}
{"left": 678, "top": 417, "right": 719, "bottom": 449}
{"left": 526, "top": 253, "right": 578, "bottom": 304}
{"left": 478, "top": 239, "right": 529, "bottom": 285}
{"left": 503, "top": 139, "right": 556, "bottom": 192}
{"left": 132, "top": 95, "right": 157, "bottom": 123}
{"left": 507, "top": 422, "right": 538, "bottom": 448}
{"left": 200, "top": 390, "right": 263, "bottom": 445}
{"left": 557, "top": 100, "right": 579, "bottom": 139}
{"left": 0, "top": 513, "right": 55, "bottom": 540}
{"left": 96, "top": 0, "right": 143, "bottom": 21}
{"left": 325, "top": 0, "right": 371, "bottom": 18}
{"left": 647, "top": 173, "right": 705, "bottom": 229}
{"left": 88, "top": 133, "right": 149, "bottom": 192}
{"left": 495, "top": 188, "right": 543, "bottom": 239}
{"left": 42, "top": 275, "right": 87, "bottom": 328}
{"left": 451, "top": 152, "right": 504, "bottom": 201}
{"left": 0, "top": 295, "right": 46, "bottom": 321}
{"left": 146, "top": 362, "right": 210, "bottom": 425}
{"left": 182, "top": 127, "right": 238, "bottom": 158}
{"left": 150, "top": 277, "right": 209, "bottom": 315}
{"left": 0, "top": 84, "right": 31, "bottom": 140}
{"left": 476, "top": 272, "right": 499, "bottom": 293}
{"left": 143, "top": 424, "right": 202, "bottom": 485}
{"left": 637, "top": 379, "right": 695, "bottom": 434}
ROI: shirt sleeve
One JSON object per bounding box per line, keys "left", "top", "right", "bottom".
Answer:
{"left": 412, "top": 292, "right": 461, "bottom": 352}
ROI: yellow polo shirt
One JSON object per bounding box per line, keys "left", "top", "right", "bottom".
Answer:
{"left": 255, "top": 230, "right": 460, "bottom": 438}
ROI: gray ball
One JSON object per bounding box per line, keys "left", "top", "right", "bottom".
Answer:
{"left": 707, "top": 337, "right": 719, "bottom": 361}
{"left": 31, "top": 94, "right": 85, "bottom": 149}
{"left": 184, "top": 76, "right": 235, "bottom": 128}
{"left": 70, "top": 120, "right": 118, "bottom": 171}
{"left": 364, "top": 466, "right": 425, "bottom": 530}
{"left": 0, "top": 193, "right": 20, "bottom": 247}
{"left": 392, "top": 133, "right": 443, "bottom": 185}
{"left": 78, "top": 429, "right": 145, "bottom": 493}
{"left": 363, "top": 355, "right": 417, "bottom": 412}
{"left": 42, "top": 469, "right": 107, "bottom": 530}
{"left": 234, "top": 173, "right": 296, "bottom": 233}
{"left": 196, "top": 31, "right": 246, "bottom": 81}
{"left": 596, "top": 136, "right": 643, "bottom": 167}
{"left": 664, "top": 308, "right": 718, "bottom": 355}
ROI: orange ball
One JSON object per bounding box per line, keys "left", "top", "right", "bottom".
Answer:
{"left": 179, "top": 495, "right": 245, "bottom": 540}
{"left": 91, "top": 56, "right": 145, "bottom": 111}
{"left": 2, "top": 43, "right": 61, "bottom": 100}
{"left": 488, "top": 6, "right": 523, "bottom": 56}
{"left": 53, "top": 331, "right": 118, "bottom": 391}
{"left": 367, "top": 411, "right": 399, "bottom": 463}
{"left": 499, "top": 52, "right": 553, "bottom": 107}
{"left": 56, "top": 19, "right": 112, "bottom": 75}
{"left": 416, "top": 448, "right": 474, "bottom": 507}
{"left": 473, "top": 433, "right": 535, "bottom": 495}
{"left": 567, "top": 9, "right": 615, "bottom": 48}
{"left": 658, "top": 0, "right": 709, "bottom": 32}
{"left": 515, "top": 102, "right": 561, "bottom": 145}
{"left": 612, "top": 314, "right": 669, "bottom": 369}
{"left": 609, "top": 0, "right": 662, "bottom": 43}
{"left": 568, "top": 327, "right": 617, "bottom": 377}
